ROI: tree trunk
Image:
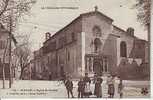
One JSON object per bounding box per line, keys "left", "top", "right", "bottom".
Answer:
{"left": 19, "top": 69, "right": 23, "bottom": 80}
{"left": 19, "top": 68, "right": 25, "bottom": 80}
{"left": 2, "top": 38, "right": 9, "bottom": 89}
{"left": 19, "top": 58, "right": 23, "bottom": 80}
{"left": 8, "top": 14, "right": 13, "bottom": 88}
{"left": 2, "top": 63, "right": 6, "bottom": 89}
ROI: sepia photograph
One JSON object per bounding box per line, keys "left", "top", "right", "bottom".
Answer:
{"left": 0, "top": 0, "right": 150, "bottom": 98}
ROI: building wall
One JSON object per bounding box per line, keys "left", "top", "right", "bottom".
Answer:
{"left": 82, "top": 14, "right": 113, "bottom": 54}
{"left": 103, "top": 34, "right": 118, "bottom": 74}
{"left": 33, "top": 49, "right": 43, "bottom": 79}
{"left": 40, "top": 17, "right": 83, "bottom": 78}
{"left": 81, "top": 13, "right": 147, "bottom": 75}
{"left": 81, "top": 14, "right": 119, "bottom": 75}
{"left": 113, "top": 27, "right": 135, "bottom": 66}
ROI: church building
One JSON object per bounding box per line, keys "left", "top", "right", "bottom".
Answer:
{"left": 33, "top": 7, "right": 148, "bottom": 79}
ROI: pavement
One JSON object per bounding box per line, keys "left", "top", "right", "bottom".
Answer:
{"left": 0, "top": 79, "right": 150, "bottom": 98}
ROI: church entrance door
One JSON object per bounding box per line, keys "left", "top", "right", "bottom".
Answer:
{"left": 85, "top": 54, "right": 109, "bottom": 76}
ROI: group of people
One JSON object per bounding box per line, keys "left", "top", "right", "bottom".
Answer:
{"left": 61, "top": 72, "right": 124, "bottom": 98}
{"left": 106, "top": 75, "right": 124, "bottom": 98}
{"left": 77, "top": 73, "right": 124, "bottom": 98}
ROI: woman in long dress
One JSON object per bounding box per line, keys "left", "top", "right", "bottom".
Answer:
{"left": 107, "top": 75, "right": 115, "bottom": 98}
{"left": 94, "top": 76, "right": 103, "bottom": 98}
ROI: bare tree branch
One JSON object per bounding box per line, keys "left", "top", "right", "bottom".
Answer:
{"left": 0, "top": 0, "right": 9, "bottom": 17}
{"left": 0, "top": 0, "right": 36, "bottom": 31}
{"left": 13, "top": 34, "right": 32, "bottom": 79}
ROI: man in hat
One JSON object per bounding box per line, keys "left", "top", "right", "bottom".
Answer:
{"left": 64, "top": 75, "right": 74, "bottom": 98}
{"left": 78, "top": 77, "right": 85, "bottom": 98}
{"left": 83, "top": 73, "right": 91, "bottom": 83}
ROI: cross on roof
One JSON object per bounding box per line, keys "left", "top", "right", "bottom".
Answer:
{"left": 94, "top": 6, "right": 98, "bottom": 11}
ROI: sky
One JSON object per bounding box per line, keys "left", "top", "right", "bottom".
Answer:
{"left": 16, "top": 0, "right": 148, "bottom": 51}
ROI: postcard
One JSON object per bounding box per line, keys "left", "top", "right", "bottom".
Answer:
{"left": 0, "top": 0, "right": 150, "bottom": 98}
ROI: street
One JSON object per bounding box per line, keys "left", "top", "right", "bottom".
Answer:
{"left": 0, "top": 79, "right": 150, "bottom": 98}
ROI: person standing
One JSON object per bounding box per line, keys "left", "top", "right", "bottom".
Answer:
{"left": 107, "top": 75, "right": 115, "bottom": 98}
{"left": 118, "top": 79, "right": 124, "bottom": 98}
{"left": 78, "top": 77, "right": 85, "bottom": 98}
{"left": 93, "top": 73, "right": 97, "bottom": 84}
{"left": 65, "top": 76, "right": 74, "bottom": 98}
{"left": 94, "top": 76, "right": 103, "bottom": 98}
{"left": 83, "top": 73, "right": 92, "bottom": 98}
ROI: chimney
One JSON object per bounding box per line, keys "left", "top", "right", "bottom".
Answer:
{"left": 126, "top": 27, "right": 134, "bottom": 36}
{"left": 45, "top": 32, "right": 51, "bottom": 40}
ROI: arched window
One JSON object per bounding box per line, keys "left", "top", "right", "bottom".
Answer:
{"left": 120, "top": 41, "right": 127, "bottom": 57}
{"left": 67, "top": 51, "right": 70, "bottom": 61}
{"left": 94, "top": 38, "right": 102, "bottom": 53}
{"left": 88, "top": 57, "right": 92, "bottom": 72}
{"left": 92, "top": 25, "right": 102, "bottom": 37}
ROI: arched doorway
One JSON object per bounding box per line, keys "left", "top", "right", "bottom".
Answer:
{"left": 85, "top": 54, "right": 108, "bottom": 76}
{"left": 93, "top": 59, "right": 102, "bottom": 75}
{"left": 120, "top": 41, "right": 127, "bottom": 57}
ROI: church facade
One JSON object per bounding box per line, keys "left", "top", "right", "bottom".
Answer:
{"left": 33, "top": 8, "right": 148, "bottom": 79}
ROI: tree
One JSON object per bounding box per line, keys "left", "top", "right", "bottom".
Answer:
{"left": 133, "top": 0, "right": 150, "bottom": 52}
{"left": 134, "top": 1, "right": 150, "bottom": 80}
{"left": 0, "top": 0, "right": 36, "bottom": 88}
{"left": 0, "top": 0, "right": 36, "bottom": 30}
{"left": 13, "top": 35, "right": 32, "bottom": 80}
{"left": 134, "top": 0, "right": 151, "bottom": 34}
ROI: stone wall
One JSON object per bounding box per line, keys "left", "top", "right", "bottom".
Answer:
{"left": 82, "top": 13, "right": 113, "bottom": 54}
{"left": 39, "top": 17, "right": 83, "bottom": 79}
{"left": 113, "top": 26, "right": 135, "bottom": 66}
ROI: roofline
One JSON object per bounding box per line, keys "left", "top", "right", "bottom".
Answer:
{"left": 134, "top": 38, "right": 148, "bottom": 42}
{"left": 113, "top": 25, "right": 126, "bottom": 33}
{"left": 110, "top": 34, "right": 120, "bottom": 38}
{"left": 43, "top": 15, "right": 82, "bottom": 44}
{"left": 80, "top": 11, "right": 114, "bottom": 22}
{"left": 113, "top": 25, "right": 148, "bottom": 42}
{"left": 43, "top": 11, "right": 114, "bottom": 44}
